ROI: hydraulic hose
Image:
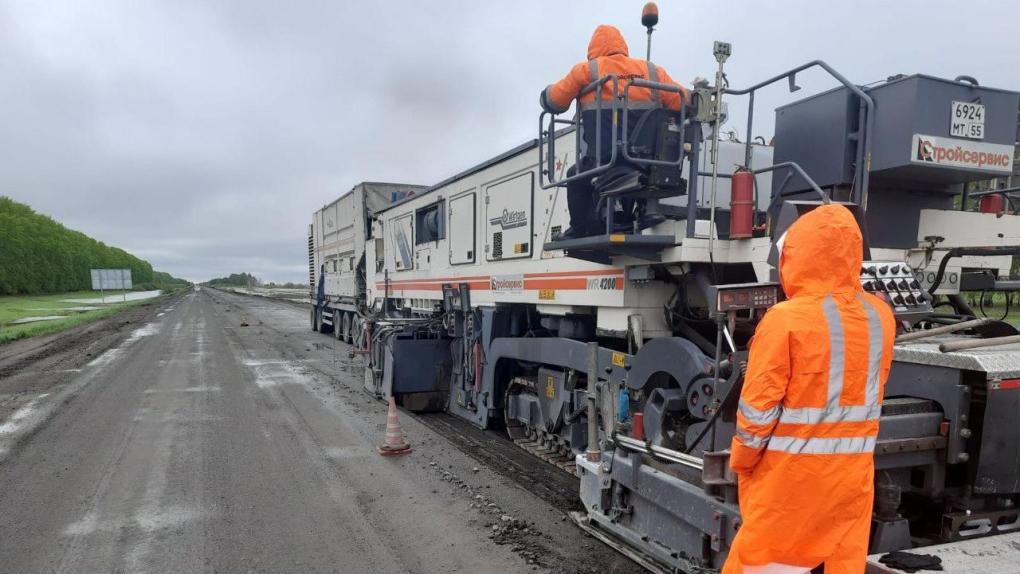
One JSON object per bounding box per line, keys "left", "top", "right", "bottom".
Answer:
{"left": 928, "top": 247, "right": 1020, "bottom": 296}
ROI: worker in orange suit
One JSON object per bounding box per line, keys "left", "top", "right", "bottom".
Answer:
{"left": 722, "top": 204, "right": 896, "bottom": 574}
{"left": 540, "top": 24, "right": 689, "bottom": 239}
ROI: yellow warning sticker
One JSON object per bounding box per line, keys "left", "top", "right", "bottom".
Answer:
{"left": 609, "top": 234, "right": 626, "bottom": 243}
{"left": 538, "top": 289, "right": 556, "bottom": 300}
{"left": 612, "top": 352, "right": 626, "bottom": 367}
{"left": 545, "top": 376, "right": 556, "bottom": 399}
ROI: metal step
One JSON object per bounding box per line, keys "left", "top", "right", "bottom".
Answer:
{"left": 543, "top": 233, "right": 675, "bottom": 264}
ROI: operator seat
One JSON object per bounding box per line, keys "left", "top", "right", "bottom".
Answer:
{"left": 543, "top": 104, "right": 688, "bottom": 264}
{"left": 586, "top": 106, "right": 686, "bottom": 233}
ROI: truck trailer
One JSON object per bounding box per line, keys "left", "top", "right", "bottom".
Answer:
{"left": 309, "top": 182, "right": 426, "bottom": 342}
{"left": 310, "top": 36, "right": 1020, "bottom": 573}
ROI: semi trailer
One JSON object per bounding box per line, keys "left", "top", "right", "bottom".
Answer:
{"left": 309, "top": 31, "right": 1020, "bottom": 573}
{"left": 309, "top": 182, "right": 426, "bottom": 342}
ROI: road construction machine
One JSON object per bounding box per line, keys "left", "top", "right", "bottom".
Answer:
{"left": 309, "top": 10, "right": 1020, "bottom": 572}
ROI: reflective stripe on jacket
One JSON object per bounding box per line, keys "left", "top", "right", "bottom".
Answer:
{"left": 723, "top": 204, "right": 896, "bottom": 573}
{"left": 539, "top": 24, "right": 688, "bottom": 114}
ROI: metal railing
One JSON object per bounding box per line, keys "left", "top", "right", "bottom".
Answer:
{"left": 538, "top": 59, "right": 856, "bottom": 239}
{"left": 724, "top": 60, "right": 875, "bottom": 210}
{"left": 963, "top": 185, "right": 1020, "bottom": 214}
{"left": 620, "top": 78, "right": 686, "bottom": 167}
{"left": 539, "top": 75, "right": 621, "bottom": 189}
{"left": 539, "top": 75, "right": 688, "bottom": 189}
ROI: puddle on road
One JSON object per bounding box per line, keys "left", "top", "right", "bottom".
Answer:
{"left": 243, "top": 359, "right": 311, "bottom": 388}
{"left": 10, "top": 315, "right": 66, "bottom": 324}
{"left": 324, "top": 445, "right": 369, "bottom": 460}
{"left": 63, "top": 504, "right": 206, "bottom": 537}
{"left": 0, "top": 393, "right": 51, "bottom": 434}
{"left": 143, "top": 386, "right": 221, "bottom": 394}
{"left": 125, "top": 323, "right": 160, "bottom": 343}
{"left": 87, "top": 349, "right": 122, "bottom": 368}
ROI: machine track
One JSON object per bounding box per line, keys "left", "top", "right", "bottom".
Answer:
{"left": 504, "top": 377, "right": 580, "bottom": 474}
{"left": 510, "top": 436, "right": 578, "bottom": 474}
{"left": 410, "top": 411, "right": 584, "bottom": 514}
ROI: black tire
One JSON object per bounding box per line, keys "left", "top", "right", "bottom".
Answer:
{"left": 342, "top": 313, "right": 352, "bottom": 344}
{"left": 318, "top": 311, "right": 333, "bottom": 334}
{"left": 334, "top": 311, "right": 344, "bottom": 340}
{"left": 311, "top": 306, "right": 319, "bottom": 332}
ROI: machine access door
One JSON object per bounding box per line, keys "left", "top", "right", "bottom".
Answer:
{"left": 485, "top": 172, "right": 534, "bottom": 261}
{"left": 390, "top": 213, "right": 414, "bottom": 271}
{"left": 449, "top": 191, "right": 476, "bottom": 265}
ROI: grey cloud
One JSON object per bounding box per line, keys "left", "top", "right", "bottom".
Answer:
{"left": 1, "top": 1, "right": 1017, "bottom": 283}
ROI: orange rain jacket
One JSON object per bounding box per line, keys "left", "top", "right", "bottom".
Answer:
{"left": 722, "top": 205, "right": 896, "bottom": 574}
{"left": 540, "top": 25, "right": 688, "bottom": 114}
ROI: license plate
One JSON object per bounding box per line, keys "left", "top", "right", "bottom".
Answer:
{"left": 950, "top": 101, "right": 985, "bottom": 140}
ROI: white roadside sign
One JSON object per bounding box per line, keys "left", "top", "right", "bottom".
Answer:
{"left": 90, "top": 268, "right": 133, "bottom": 290}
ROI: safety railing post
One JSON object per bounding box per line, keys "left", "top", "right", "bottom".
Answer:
{"left": 586, "top": 342, "right": 600, "bottom": 462}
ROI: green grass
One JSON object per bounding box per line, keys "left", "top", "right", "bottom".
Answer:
{"left": 0, "top": 289, "right": 180, "bottom": 345}
{"left": 997, "top": 311, "right": 1019, "bottom": 328}
{"left": 963, "top": 292, "right": 1020, "bottom": 328}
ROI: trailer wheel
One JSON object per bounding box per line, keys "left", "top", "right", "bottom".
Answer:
{"left": 311, "top": 306, "right": 319, "bottom": 332}
{"left": 318, "top": 309, "right": 333, "bottom": 334}
{"left": 334, "top": 310, "right": 344, "bottom": 341}
{"left": 342, "top": 313, "right": 352, "bottom": 344}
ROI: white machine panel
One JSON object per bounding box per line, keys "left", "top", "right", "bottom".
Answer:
{"left": 449, "top": 192, "right": 476, "bottom": 265}
{"left": 485, "top": 172, "right": 533, "bottom": 261}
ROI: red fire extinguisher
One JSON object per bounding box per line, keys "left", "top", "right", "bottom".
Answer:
{"left": 979, "top": 193, "right": 1005, "bottom": 216}
{"left": 730, "top": 168, "right": 754, "bottom": 239}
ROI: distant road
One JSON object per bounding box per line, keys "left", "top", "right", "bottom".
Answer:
{"left": 0, "top": 288, "right": 633, "bottom": 573}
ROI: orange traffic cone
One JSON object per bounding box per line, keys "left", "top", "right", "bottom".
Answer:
{"left": 378, "top": 396, "right": 412, "bottom": 456}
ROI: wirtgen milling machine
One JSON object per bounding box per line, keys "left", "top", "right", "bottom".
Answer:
{"left": 310, "top": 8, "right": 1020, "bottom": 572}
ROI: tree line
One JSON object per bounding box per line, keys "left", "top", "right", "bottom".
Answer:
{"left": 205, "top": 273, "right": 260, "bottom": 288}
{"left": 0, "top": 196, "right": 165, "bottom": 295}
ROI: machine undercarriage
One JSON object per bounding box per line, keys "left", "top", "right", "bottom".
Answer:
{"left": 308, "top": 19, "right": 1020, "bottom": 573}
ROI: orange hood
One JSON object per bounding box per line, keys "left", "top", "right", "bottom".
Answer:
{"left": 587, "top": 25, "right": 629, "bottom": 59}
{"left": 779, "top": 204, "right": 863, "bottom": 298}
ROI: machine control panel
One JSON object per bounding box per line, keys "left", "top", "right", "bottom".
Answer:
{"left": 709, "top": 282, "right": 781, "bottom": 316}
{"left": 860, "top": 261, "right": 934, "bottom": 322}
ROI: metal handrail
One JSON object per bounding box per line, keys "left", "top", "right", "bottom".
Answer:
{"left": 968, "top": 186, "right": 1020, "bottom": 198}
{"left": 538, "top": 112, "right": 578, "bottom": 188}
{"left": 539, "top": 75, "right": 694, "bottom": 189}
{"left": 539, "top": 75, "right": 621, "bottom": 189}
{"left": 725, "top": 60, "right": 875, "bottom": 211}
{"left": 758, "top": 162, "right": 830, "bottom": 204}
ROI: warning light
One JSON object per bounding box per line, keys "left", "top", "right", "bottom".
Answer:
{"left": 641, "top": 2, "right": 659, "bottom": 28}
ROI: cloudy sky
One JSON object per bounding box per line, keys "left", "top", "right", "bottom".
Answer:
{"left": 2, "top": 1, "right": 1017, "bottom": 283}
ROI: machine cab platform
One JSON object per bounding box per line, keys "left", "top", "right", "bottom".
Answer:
{"left": 539, "top": 75, "right": 691, "bottom": 263}
{"left": 544, "top": 232, "right": 676, "bottom": 265}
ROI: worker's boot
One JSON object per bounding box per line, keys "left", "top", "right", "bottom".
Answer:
{"left": 554, "top": 226, "right": 588, "bottom": 240}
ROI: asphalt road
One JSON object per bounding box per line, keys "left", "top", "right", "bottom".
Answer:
{"left": 0, "top": 288, "right": 633, "bottom": 574}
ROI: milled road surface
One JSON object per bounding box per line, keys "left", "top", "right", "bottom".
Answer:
{"left": 0, "top": 288, "right": 634, "bottom": 574}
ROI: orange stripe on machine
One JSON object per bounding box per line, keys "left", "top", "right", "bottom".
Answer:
{"left": 376, "top": 269, "right": 625, "bottom": 292}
